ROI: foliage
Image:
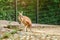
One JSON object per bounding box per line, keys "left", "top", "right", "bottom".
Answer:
{"left": 0, "top": 32, "right": 11, "bottom": 39}
{"left": 0, "top": 0, "right": 60, "bottom": 25}
{"left": 10, "top": 30, "right": 17, "bottom": 34}
{"left": 39, "top": 0, "right": 60, "bottom": 25}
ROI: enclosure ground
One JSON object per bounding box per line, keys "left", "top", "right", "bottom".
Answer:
{"left": 0, "top": 20, "right": 60, "bottom": 40}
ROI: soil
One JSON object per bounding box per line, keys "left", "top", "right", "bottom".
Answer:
{"left": 0, "top": 20, "right": 60, "bottom": 40}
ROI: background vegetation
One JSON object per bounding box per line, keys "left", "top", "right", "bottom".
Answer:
{"left": 0, "top": 0, "right": 60, "bottom": 25}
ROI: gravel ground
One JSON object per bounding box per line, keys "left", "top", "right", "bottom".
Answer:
{"left": 0, "top": 27, "right": 60, "bottom": 40}
{"left": 0, "top": 20, "right": 60, "bottom": 40}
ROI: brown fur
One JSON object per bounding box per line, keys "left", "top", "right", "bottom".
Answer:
{"left": 18, "top": 13, "right": 32, "bottom": 32}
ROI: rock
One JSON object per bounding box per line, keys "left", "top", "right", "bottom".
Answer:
{"left": 0, "top": 20, "right": 9, "bottom": 27}
{"left": 0, "top": 20, "right": 21, "bottom": 30}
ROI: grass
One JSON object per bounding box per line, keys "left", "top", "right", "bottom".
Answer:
{"left": 0, "top": 32, "right": 11, "bottom": 39}
{"left": 0, "top": 29, "right": 18, "bottom": 39}
{"left": 10, "top": 29, "right": 17, "bottom": 34}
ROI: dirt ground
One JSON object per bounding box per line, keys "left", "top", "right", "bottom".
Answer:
{"left": 31, "top": 27, "right": 60, "bottom": 35}
{"left": 0, "top": 20, "right": 60, "bottom": 40}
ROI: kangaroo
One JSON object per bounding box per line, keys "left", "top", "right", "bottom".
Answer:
{"left": 18, "top": 11, "right": 32, "bottom": 32}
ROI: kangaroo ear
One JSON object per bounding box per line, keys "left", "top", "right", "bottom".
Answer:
{"left": 21, "top": 11, "right": 23, "bottom": 14}
{"left": 19, "top": 12, "right": 20, "bottom": 15}
{"left": 19, "top": 12, "right": 23, "bottom": 16}
{"left": 19, "top": 11, "right": 23, "bottom": 15}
